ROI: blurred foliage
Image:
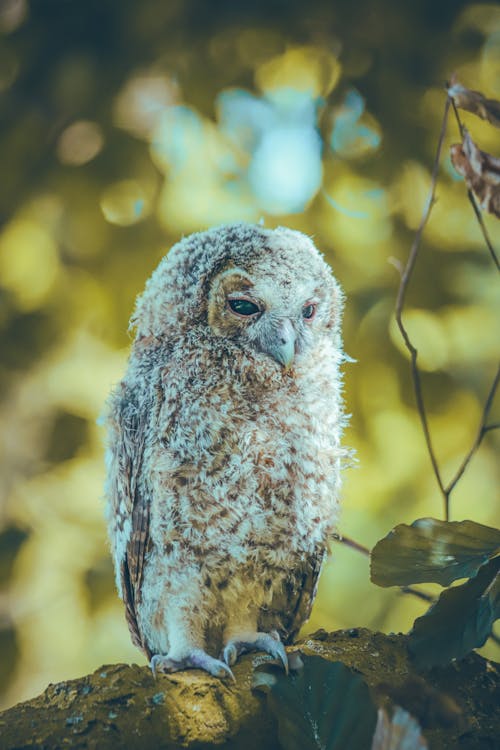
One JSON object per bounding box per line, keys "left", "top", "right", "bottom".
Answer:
{"left": 0, "top": 0, "right": 499, "bottom": 710}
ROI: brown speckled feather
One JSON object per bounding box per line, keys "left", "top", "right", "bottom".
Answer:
{"left": 262, "top": 550, "right": 326, "bottom": 642}
{"left": 115, "top": 386, "right": 154, "bottom": 657}
{"left": 286, "top": 550, "right": 326, "bottom": 642}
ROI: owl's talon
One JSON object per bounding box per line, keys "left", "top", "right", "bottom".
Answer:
{"left": 260, "top": 637, "right": 288, "bottom": 675}
{"left": 223, "top": 642, "right": 239, "bottom": 667}
{"left": 150, "top": 650, "right": 235, "bottom": 682}
{"left": 222, "top": 633, "right": 289, "bottom": 674}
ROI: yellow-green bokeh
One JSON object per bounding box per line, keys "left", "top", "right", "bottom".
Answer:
{"left": 0, "top": 0, "right": 499, "bottom": 710}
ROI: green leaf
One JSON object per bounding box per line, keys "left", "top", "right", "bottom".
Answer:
{"left": 370, "top": 518, "right": 500, "bottom": 587}
{"left": 371, "top": 707, "right": 428, "bottom": 749}
{"left": 408, "top": 556, "right": 500, "bottom": 668}
{"left": 253, "top": 655, "right": 377, "bottom": 750}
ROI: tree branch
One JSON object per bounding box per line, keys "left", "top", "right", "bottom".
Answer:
{"left": 395, "top": 84, "right": 500, "bottom": 522}
{"left": 444, "top": 363, "right": 500, "bottom": 496}
{"left": 399, "top": 586, "right": 435, "bottom": 604}
{"left": 336, "top": 534, "right": 370, "bottom": 556}
{"left": 1, "top": 630, "right": 497, "bottom": 749}
{"left": 394, "top": 96, "right": 451, "bottom": 514}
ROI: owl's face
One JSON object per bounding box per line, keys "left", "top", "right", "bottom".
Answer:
{"left": 207, "top": 251, "right": 338, "bottom": 369}
{"left": 131, "top": 224, "right": 342, "bottom": 370}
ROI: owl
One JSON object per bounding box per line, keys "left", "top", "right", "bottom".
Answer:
{"left": 104, "top": 223, "right": 346, "bottom": 679}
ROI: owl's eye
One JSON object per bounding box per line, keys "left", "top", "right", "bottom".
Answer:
{"left": 227, "top": 297, "right": 261, "bottom": 317}
{"left": 302, "top": 303, "right": 316, "bottom": 320}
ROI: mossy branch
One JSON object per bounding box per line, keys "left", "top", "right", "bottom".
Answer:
{"left": 0, "top": 629, "right": 498, "bottom": 750}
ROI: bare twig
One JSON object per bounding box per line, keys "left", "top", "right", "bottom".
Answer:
{"left": 336, "top": 82, "right": 499, "bottom": 635}
{"left": 336, "top": 535, "right": 370, "bottom": 556}
{"left": 450, "top": 97, "right": 466, "bottom": 138}
{"left": 465, "top": 188, "right": 500, "bottom": 271}
{"left": 399, "top": 586, "right": 435, "bottom": 604}
{"left": 395, "top": 96, "right": 451, "bottom": 511}
{"left": 444, "top": 363, "right": 500, "bottom": 497}
{"left": 396, "top": 88, "right": 500, "bottom": 521}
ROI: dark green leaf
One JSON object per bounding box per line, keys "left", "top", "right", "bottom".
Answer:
{"left": 370, "top": 518, "right": 500, "bottom": 587}
{"left": 409, "top": 556, "right": 500, "bottom": 668}
{"left": 253, "top": 655, "right": 377, "bottom": 750}
{"left": 371, "top": 707, "right": 428, "bottom": 749}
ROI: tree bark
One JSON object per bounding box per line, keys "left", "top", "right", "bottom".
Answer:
{"left": 0, "top": 629, "right": 498, "bottom": 749}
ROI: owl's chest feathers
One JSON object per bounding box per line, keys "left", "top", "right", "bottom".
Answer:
{"left": 148, "top": 348, "right": 342, "bottom": 568}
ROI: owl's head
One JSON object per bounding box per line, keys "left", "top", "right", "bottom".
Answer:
{"left": 206, "top": 232, "right": 342, "bottom": 370}
{"left": 132, "top": 223, "right": 343, "bottom": 370}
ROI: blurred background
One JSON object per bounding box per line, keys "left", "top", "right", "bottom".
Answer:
{"left": 0, "top": 0, "right": 499, "bottom": 709}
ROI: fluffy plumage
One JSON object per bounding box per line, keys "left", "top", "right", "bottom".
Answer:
{"left": 104, "top": 223, "right": 346, "bottom": 677}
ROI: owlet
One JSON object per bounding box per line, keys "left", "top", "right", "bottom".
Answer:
{"left": 104, "top": 223, "right": 346, "bottom": 678}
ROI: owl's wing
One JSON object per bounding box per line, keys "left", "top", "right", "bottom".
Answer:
{"left": 107, "top": 377, "right": 157, "bottom": 660}
{"left": 275, "top": 549, "right": 326, "bottom": 644}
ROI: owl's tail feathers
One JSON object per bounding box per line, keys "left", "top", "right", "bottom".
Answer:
{"left": 150, "top": 650, "right": 235, "bottom": 682}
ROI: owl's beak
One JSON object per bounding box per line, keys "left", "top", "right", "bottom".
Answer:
{"left": 266, "top": 319, "right": 296, "bottom": 370}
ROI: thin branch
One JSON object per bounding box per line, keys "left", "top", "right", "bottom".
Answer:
{"left": 450, "top": 97, "right": 465, "bottom": 138}
{"left": 399, "top": 586, "right": 435, "bottom": 604}
{"left": 396, "top": 89, "right": 500, "bottom": 521}
{"left": 466, "top": 189, "right": 500, "bottom": 271}
{"left": 336, "top": 535, "right": 370, "bottom": 556}
{"left": 444, "top": 363, "right": 500, "bottom": 496}
{"left": 395, "top": 96, "right": 451, "bottom": 511}
{"left": 338, "top": 86, "right": 499, "bottom": 631}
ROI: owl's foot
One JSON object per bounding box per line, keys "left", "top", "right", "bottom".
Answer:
{"left": 222, "top": 632, "right": 289, "bottom": 673}
{"left": 150, "top": 649, "right": 235, "bottom": 681}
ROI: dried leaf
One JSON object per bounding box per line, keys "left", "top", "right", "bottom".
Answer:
{"left": 450, "top": 130, "right": 500, "bottom": 218}
{"left": 371, "top": 707, "right": 428, "bottom": 750}
{"left": 447, "top": 79, "right": 500, "bottom": 128}
{"left": 253, "top": 656, "right": 377, "bottom": 750}
{"left": 370, "top": 518, "right": 500, "bottom": 587}
{"left": 408, "top": 556, "right": 500, "bottom": 668}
